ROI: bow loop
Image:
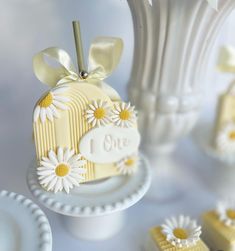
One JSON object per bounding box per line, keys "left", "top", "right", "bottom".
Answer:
{"left": 33, "top": 47, "right": 77, "bottom": 88}
{"left": 88, "top": 37, "right": 123, "bottom": 80}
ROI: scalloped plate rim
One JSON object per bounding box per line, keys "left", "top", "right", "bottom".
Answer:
{"left": 27, "top": 153, "right": 151, "bottom": 217}
{"left": 0, "top": 190, "right": 52, "bottom": 251}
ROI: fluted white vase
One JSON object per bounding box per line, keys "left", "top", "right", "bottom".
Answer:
{"left": 127, "top": 0, "right": 235, "bottom": 200}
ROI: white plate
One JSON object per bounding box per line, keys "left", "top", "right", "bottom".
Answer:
{"left": 27, "top": 154, "right": 151, "bottom": 217}
{"left": 0, "top": 190, "right": 52, "bottom": 251}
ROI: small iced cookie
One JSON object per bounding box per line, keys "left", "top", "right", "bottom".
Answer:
{"left": 213, "top": 81, "right": 235, "bottom": 154}
{"left": 146, "top": 215, "right": 209, "bottom": 251}
{"left": 202, "top": 200, "right": 235, "bottom": 250}
{"left": 33, "top": 82, "right": 141, "bottom": 193}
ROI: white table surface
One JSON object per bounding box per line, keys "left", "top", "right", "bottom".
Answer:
{"left": 0, "top": 134, "right": 218, "bottom": 251}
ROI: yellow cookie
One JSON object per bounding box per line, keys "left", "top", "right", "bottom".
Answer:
{"left": 33, "top": 81, "right": 140, "bottom": 187}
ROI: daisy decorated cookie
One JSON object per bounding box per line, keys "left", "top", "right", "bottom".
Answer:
{"left": 33, "top": 83, "right": 141, "bottom": 193}
{"left": 146, "top": 215, "right": 209, "bottom": 251}
{"left": 202, "top": 200, "right": 235, "bottom": 250}
{"left": 32, "top": 37, "right": 141, "bottom": 194}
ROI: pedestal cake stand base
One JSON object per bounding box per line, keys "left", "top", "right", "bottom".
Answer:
{"left": 61, "top": 211, "right": 124, "bottom": 240}
{"left": 27, "top": 154, "right": 151, "bottom": 241}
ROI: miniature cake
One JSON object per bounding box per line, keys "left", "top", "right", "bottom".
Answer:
{"left": 146, "top": 215, "right": 209, "bottom": 251}
{"left": 202, "top": 200, "right": 235, "bottom": 250}
{"left": 32, "top": 36, "right": 141, "bottom": 194}
{"left": 213, "top": 82, "right": 235, "bottom": 154}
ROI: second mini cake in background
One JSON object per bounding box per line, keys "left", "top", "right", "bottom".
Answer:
{"left": 202, "top": 200, "right": 235, "bottom": 251}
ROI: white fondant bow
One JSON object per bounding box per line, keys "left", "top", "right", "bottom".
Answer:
{"left": 33, "top": 37, "right": 123, "bottom": 100}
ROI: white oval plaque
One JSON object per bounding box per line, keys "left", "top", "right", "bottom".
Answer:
{"left": 79, "top": 126, "right": 141, "bottom": 164}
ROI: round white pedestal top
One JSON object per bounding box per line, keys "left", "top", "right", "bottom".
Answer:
{"left": 27, "top": 154, "right": 151, "bottom": 217}
{"left": 0, "top": 190, "right": 52, "bottom": 251}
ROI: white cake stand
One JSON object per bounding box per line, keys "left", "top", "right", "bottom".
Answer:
{"left": 0, "top": 190, "right": 52, "bottom": 251}
{"left": 27, "top": 154, "right": 151, "bottom": 240}
{"left": 194, "top": 123, "right": 235, "bottom": 198}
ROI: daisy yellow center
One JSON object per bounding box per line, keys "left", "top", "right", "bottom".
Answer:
{"left": 173, "top": 228, "right": 188, "bottom": 240}
{"left": 39, "top": 93, "right": 53, "bottom": 108}
{"left": 229, "top": 131, "right": 235, "bottom": 141}
{"left": 226, "top": 209, "right": 235, "bottom": 219}
{"left": 125, "top": 158, "right": 135, "bottom": 167}
{"left": 94, "top": 108, "right": 106, "bottom": 119}
{"left": 119, "top": 109, "right": 131, "bottom": 121}
{"left": 55, "top": 164, "right": 70, "bottom": 177}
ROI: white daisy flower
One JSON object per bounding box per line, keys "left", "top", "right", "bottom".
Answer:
{"left": 116, "top": 154, "right": 139, "bottom": 175}
{"left": 217, "top": 199, "right": 235, "bottom": 227}
{"left": 86, "top": 100, "right": 111, "bottom": 127}
{"left": 216, "top": 123, "right": 235, "bottom": 154}
{"left": 111, "top": 102, "right": 137, "bottom": 128}
{"left": 34, "top": 86, "right": 69, "bottom": 123}
{"left": 161, "top": 215, "right": 201, "bottom": 248}
{"left": 37, "top": 147, "right": 86, "bottom": 194}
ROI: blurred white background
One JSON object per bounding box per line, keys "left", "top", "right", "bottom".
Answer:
{"left": 0, "top": 1, "right": 235, "bottom": 250}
